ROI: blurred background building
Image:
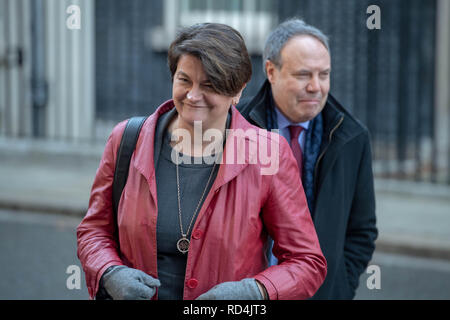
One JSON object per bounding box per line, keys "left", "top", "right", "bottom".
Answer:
{"left": 1, "top": 0, "right": 449, "bottom": 185}
{"left": 1, "top": 0, "right": 450, "bottom": 300}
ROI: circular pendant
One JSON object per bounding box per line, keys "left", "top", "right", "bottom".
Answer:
{"left": 177, "top": 237, "right": 190, "bottom": 254}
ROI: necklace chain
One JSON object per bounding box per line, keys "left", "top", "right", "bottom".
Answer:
{"left": 175, "top": 150, "right": 217, "bottom": 252}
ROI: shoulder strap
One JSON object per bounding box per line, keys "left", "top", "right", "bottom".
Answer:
{"left": 112, "top": 116, "right": 147, "bottom": 217}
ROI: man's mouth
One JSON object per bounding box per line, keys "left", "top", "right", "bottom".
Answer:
{"left": 299, "top": 99, "right": 321, "bottom": 104}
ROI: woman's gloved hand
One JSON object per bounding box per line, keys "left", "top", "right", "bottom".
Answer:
{"left": 196, "top": 278, "right": 265, "bottom": 300}
{"left": 100, "top": 265, "right": 161, "bottom": 300}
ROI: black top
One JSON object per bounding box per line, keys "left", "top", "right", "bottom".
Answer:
{"left": 154, "top": 108, "right": 228, "bottom": 300}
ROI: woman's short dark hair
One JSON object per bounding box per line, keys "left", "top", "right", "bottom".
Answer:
{"left": 168, "top": 23, "right": 252, "bottom": 97}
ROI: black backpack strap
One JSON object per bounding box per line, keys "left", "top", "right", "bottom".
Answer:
{"left": 112, "top": 116, "right": 147, "bottom": 217}
{"left": 96, "top": 116, "right": 146, "bottom": 300}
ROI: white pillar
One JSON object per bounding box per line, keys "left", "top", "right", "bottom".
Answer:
{"left": 434, "top": 0, "right": 450, "bottom": 182}
{"left": 0, "top": 0, "right": 6, "bottom": 137}
{"left": 44, "top": 0, "right": 95, "bottom": 141}
{"left": 80, "top": 0, "right": 95, "bottom": 141}
{"left": 18, "top": 0, "right": 32, "bottom": 137}
{"left": 6, "top": 0, "right": 20, "bottom": 137}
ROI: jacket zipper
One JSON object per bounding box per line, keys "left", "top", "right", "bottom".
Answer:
{"left": 314, "top": 115, "right": 344, "bottom": 183}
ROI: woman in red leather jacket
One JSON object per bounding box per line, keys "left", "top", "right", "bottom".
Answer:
{"left": 77, "top": 22, "right": 326, "bottom": 300}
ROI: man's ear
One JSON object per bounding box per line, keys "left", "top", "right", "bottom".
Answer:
{"left": 265, "top": 60, "right": 278, "bottom": 84}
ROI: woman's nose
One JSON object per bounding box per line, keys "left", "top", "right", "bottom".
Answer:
{"left": 186, "top": 86, "right": 202, "bottom": 102}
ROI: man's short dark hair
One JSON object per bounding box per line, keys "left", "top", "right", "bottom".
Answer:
{"left": 263, "top": 18, "right": 330, "bottom": 76}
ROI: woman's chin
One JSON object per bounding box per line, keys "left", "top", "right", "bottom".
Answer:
{"left": 179, "top": 110, "right": 209, "bottom": 126}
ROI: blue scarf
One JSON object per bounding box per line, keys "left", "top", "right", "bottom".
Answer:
{"left": 267, "top": 95, "right": 323, "bottom": 216}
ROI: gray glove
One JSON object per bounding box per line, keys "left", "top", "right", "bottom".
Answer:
{"left": 196, "top": 278, "right": 264, "bottom": 300}
{"left": 100, "top": 265, "right": 161, "bottom": 300}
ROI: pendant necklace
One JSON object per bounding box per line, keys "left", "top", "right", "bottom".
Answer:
{"left": 175, "top": 149, "right": 217, "bottom": 254}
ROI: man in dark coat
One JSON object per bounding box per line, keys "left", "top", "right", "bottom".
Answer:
{"left": 238, "top": 18, "right": 378, "bottom": 299}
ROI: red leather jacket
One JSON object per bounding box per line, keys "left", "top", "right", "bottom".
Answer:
{"left": 77, "top": 100, "right": 326, "bottom": 300}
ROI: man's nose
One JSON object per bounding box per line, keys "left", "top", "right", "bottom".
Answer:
{"left": 306, "top": 76, "right": 320, "bottom": 92}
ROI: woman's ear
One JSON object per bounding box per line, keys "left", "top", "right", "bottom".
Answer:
{"left": 232, "top": 83, "right": 247, "bottom": 105}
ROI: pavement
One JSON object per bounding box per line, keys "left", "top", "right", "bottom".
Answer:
{"left": 1, "top": 136, "right": 450, "bottom": 261}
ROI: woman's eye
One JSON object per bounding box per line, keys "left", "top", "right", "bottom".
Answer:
{"left": 202, "top": 84, "right": 214, "bottom": 91}
{"left": 176, "top": 76, "right": 190, "bottom": 83}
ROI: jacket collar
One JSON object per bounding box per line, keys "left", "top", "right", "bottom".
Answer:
{"left": 322, "top": 93, "right": 366, "bottom": 144}
{"left": 213, "top": 106, "right": 258, "bottom": 191}
{"left": 244, "top": 80, "right": 272, "bottom": 129}
{"left": 133, "top": 100, "right": 254, "bottom": 190}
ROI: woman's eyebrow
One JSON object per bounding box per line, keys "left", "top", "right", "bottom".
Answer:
{"left": 176, "top": 71, "right": 189, "bottom": 78}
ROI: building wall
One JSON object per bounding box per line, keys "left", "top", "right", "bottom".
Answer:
{"left": 95, "top": 0, "right": 169, "bottom": 121}
{"left": 94, "top": 0, "right": 447, "bottom": 182}
{"left": 275, "top": 0, "right": 439, "bottom": 181}
{"left": 0, "top": 0, "right": 448, "bottom": 183}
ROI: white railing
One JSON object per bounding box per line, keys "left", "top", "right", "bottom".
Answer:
{"left": 0, "top": 0, "right": 95, "bottom": 142}
{"left": 0, "top": 0, "right": 32, "bottom": 138}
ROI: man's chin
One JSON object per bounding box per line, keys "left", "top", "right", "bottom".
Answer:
{"left": 293, "top": 105, "right": 323, "bottom": 122}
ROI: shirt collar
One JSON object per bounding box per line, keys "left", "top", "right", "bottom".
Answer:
{"left": 274, "top": 106, "right": 310, "bottom": 131}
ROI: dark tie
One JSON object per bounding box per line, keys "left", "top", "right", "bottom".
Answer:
{"left": 288, "top": 125, "right": 304, "bottom": 175}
